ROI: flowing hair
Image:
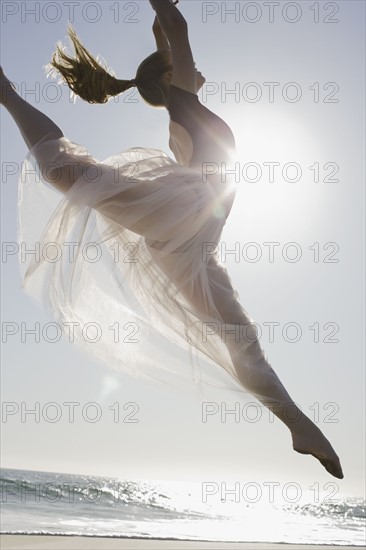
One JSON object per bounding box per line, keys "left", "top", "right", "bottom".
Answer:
{"left": 46, "top": 24, "right": 173, "bottom": 107}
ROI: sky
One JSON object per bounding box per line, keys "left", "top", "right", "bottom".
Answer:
{"left": 1, "top": 0, "right": 365, "bottom": 502}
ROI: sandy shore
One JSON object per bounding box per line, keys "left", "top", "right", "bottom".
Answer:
{"left": 0, "top": 536, "right": 363, "bottom": 550}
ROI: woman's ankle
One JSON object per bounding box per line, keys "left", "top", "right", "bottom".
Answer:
{"left": 289, "top": 412, "right": 319, "bottom": 436}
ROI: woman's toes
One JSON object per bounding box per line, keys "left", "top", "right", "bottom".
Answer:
{"left": 317, "top": 456, "right": 344, "bottom": 479}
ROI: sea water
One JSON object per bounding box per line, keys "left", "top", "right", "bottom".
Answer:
{"left": 1, "top": 468, "right": 365, "bottom": 545}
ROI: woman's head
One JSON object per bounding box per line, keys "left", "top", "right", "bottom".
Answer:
{"left": 47, "top": 26, "right": 174, "bottom": 107}
{"left": 136, "top": 51, "right": 206, "bottom": 101}
{"left": 134, "top": 50, "right": 173, "bottom": 107}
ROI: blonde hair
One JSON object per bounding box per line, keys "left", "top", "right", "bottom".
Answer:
{"left": 46, "top": 25, "right": 172, "bottom": 107}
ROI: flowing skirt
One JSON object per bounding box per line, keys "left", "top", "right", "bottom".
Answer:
{"left": 17, "top": 136, "right": 269, "bottom": 398}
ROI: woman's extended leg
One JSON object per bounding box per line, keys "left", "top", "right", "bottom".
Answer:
{"left": 148, "top": 249, "right": 344, "bottom": 479}
{"left": 1, "top": 67, "right": 63, "bottom": 149}
{"left": 204, "top": 259, "right": 342, "bottom": 475}
{"left": 1, "top": 68, "right": 94, "bottom": 194}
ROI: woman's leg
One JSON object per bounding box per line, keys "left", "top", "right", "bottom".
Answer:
{"left": 207, "top": 259, "right": 343, "bottom": 478}
{"left": 1, "top": 69, "right": 92, "bottom": 194}
{"left": 149, "top": 249, "right": 343, "bottom": 479}
{"left": 1, "top": 68, "right": 63, "bottom": 149}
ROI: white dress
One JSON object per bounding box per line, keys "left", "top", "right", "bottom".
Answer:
{"left": 17, "top": 102, "right": 280, "bottom": 403}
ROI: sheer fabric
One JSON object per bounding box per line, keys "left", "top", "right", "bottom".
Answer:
{"left": 17, "top": 136, "right": 275, "bottom": 400}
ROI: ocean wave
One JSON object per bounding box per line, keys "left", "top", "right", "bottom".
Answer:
{"left": 1, "top": 468, "right": 365, "bottom": 545}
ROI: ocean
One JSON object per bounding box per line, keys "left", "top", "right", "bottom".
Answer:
{"left": 0, "top": 468, "right": 365, "bottom": 545}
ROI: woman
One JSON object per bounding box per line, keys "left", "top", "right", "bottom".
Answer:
{"left": 1, "top": 0, "right": 343, "bottom": 479}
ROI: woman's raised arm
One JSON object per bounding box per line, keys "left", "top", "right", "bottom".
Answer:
{"left": 152, "top": 15, "right": 170, "bottom": 51}
{"left": 149, "top": 0, "right": 184, "bottom": 30}
{"left": 152, "top": 0, "right": 180, "bottom": 50}
{"left": 149, "top": 0, "right": 197, "bottom": 93}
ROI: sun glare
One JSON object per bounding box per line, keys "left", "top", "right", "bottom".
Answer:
{"left": 226, "top": 106, "right": 328, "bottom": 239}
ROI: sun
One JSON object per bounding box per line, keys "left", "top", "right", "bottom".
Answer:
{"left": 225, "top": 105, "right": 328, "bottom": 240}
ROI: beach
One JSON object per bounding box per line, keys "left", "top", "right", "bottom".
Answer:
{"left": 0, "top": 536, "right": 363, "bottom": 550}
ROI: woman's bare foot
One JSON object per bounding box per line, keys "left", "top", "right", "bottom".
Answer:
{"left": 291, "top": 418, "right": 344, "bottom": 479}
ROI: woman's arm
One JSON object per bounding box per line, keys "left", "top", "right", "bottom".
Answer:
{"left": 149, "top": 0, "right": 196, "bottom": 94}
{"left": 152, "top": 0, "right": 180, "bottom": 50}
{"left": 152, "top": 16, "right": 170, "bottom": 51}
{"left": 149, "top": 0, "right": 185, "bottom": 33}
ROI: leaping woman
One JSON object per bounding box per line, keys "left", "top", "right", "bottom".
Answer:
{"left": 0, "top": 0, "right": 343, "bottom": 479}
